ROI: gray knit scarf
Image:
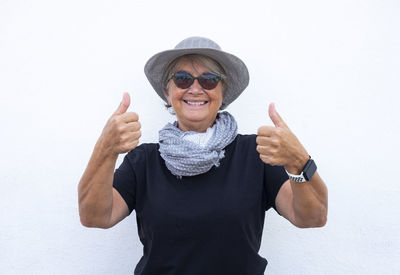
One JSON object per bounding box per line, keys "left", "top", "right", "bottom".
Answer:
{"left": 158, "top": 111, "right": 238, "bottom": 177}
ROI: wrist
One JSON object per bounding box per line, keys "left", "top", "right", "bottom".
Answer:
{"left": 285, "top": 157, "right": 317, "bottom": 182}
{"left": 95, "top": 136, "right": 119, "bottom": 162}
{"left": 285, "top": 153, "right": 310, "bottom": 175}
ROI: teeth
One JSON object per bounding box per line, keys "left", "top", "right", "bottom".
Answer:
{"left": 186, "top": 101, "right": 206, "bottom": 106}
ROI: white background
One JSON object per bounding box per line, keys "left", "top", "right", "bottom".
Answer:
{"left": 1, "top": 0, "right": 399, "bottom": 274}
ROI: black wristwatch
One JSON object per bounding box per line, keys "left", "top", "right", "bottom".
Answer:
{"left": 285, "top": 158, "right": 317, "bottom": 183}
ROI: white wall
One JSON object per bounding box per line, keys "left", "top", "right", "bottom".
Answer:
{"left": 1, "top": 0, "right": 399, "bottom": 274}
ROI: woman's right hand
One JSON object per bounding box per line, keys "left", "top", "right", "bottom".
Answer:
{"left": 78, "top": 92, "right": 139, "bottom": 228}
{"left": 99, "top": 92, "right": 141, "bottom": 157}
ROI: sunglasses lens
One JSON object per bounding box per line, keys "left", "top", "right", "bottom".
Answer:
{"left": 198, "top": 73, "right": 220, "bottom": 90}
{"left": 173, "top": 72, "right": 193, "bottom": 89}
{"left": 172, "top": 71, "right": 220, "bottom": 90}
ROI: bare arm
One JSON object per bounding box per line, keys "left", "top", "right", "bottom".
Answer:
{"left": 78, "top": 93, "right": 141, "bottom": 228}
{"left": 276, "top": 173, "right": 327, "bottom": 228}
{"left": 256, "top": 103, "right": 328, "bottom": 228}
{"left": 78, "top": 140, "right": 129, "bottom": 228}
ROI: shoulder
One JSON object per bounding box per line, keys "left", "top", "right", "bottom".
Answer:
{"left": 235, "top": 134, "right": 257, "bottom": 145}
{"left": 224, "top": 134, "right": 261, "bottom": 166}
{"left": 124, "top": 142, "right": 159, "bottom": 165}
{"left": 135, "top": 142, "right": 159, "bottom": 153}
{"left": 230, "top": 134, "right": 258, "bottom": 153}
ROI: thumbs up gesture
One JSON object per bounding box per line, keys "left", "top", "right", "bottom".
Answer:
{"left": 100, "top": 93, "right": 141, "bottom": 156}
{"left": 256, "top": 103, "right": 309, "bottom": 174}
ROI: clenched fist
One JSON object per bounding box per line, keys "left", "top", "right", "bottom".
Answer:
{"left": 99, "top": 93, "right": 141, "bottom": 156}
{"left": 256, "top": 103, "right": 309, "bottom": 175}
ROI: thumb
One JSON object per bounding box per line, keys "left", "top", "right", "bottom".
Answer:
{"left": 268, "top": 103, "right": 287, "bottom": 128}
{"left": 114, "top": 92, "right": 130, "bottom": 115}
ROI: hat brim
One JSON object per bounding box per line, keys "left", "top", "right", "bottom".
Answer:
{"left": 144, "top": 47, "right": 249, "bottom": 110}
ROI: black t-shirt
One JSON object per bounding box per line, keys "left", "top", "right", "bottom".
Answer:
{"left": 113, "top": 134, "right": 288, "bottom": 275}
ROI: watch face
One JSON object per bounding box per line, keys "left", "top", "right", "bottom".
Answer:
{"left": 303, "top": 159, "right": 317, "bottom": 181}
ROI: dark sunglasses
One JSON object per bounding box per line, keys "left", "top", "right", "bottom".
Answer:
{"left": 169, "top": 71, "right": 221, "bottom": 90}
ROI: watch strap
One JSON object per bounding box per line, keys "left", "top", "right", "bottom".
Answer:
{"left": 286, "top": 170, "right": 307, "bottom": 182}
{"left": 285, "top": 158, "right": 317, "bottom": 182}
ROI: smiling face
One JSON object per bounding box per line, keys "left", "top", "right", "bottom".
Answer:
{"left": 166, "top": 58, "right": 224, "bottom": 132}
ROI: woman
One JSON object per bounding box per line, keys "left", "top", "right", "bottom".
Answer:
{"left": 78, "top": 37, "right": 328, "bottom": 274}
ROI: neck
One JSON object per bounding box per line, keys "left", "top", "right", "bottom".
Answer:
{"left": 177, "top": 120, "right": 216, "bottom": 133}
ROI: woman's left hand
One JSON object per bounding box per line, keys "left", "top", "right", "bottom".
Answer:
{"left": 256, "top": 103, "right": 310, "bottom": 174}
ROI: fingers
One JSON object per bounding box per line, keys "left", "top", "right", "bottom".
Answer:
{"left": 257, "top": 126, "right": 275, "bottom": 137}
{"left": 100, "top": 93, "right": 142, "bottom": 155}
{"left": 268, "top": 103, "right": 288, "bottom": 129}
{"left": 256, "top": 144, "right": 277, "bottom": 156}
{"left": 259, "top": 154, "right": 278, "bottom": 166}
{"left": 257, "top": 104, "right": 292, "bottom": 166}
{"left": 117, "top": 137, "right": 140, "bottom": 154}
{"left": 256, "top": 136, "right": 281, "bottom": 166}
{"left": 114, "top": 92, "right": 131, "bottom": 115}
{"left": 257, "top": 126, "right": 285, "bottom": 141}
{"left": 119, "top": 130, "right": 142, "bottom": 145}
{"left": 258, "top": 104, "right": 308, "bottom": 169}
{"left": 112, "top": 93, "right": 139, "bottom": 122}
{"left": 120, "top": 112, "right": 139, "bottom": 123}
{"left": 125, "top": 121, "right": 141, "bottom": 132}
{"left": 112, "top": 126, "right": 141, "bottom": 154}
{"left": 256, "top": 136, "right": 278, "bottom": 149}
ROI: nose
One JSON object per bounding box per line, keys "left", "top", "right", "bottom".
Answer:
{"left": 187, "top": 78, "right": 204, "bottom": 94}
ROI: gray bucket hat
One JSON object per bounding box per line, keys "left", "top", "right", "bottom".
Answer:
{"left": 144, "top": 36, "right": 249, "bottom": 110}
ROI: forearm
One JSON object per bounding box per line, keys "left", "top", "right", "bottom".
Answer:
{"left": 290, "top": 172, "right": 328, "bottom": 228}
{"left": 78, "top": 138, "right": 118, "bottom": 227}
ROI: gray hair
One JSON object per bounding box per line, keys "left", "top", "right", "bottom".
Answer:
{"left": 162, "top": 54, "right": 228, "bottom": 104}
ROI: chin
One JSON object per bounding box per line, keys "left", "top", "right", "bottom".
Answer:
{"left": 184, "top": 116, "right": 209, "bottom": 123}
{"left": 182, "top": 110, "right": 209, "bottom": 120}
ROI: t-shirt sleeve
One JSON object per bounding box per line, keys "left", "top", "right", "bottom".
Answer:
{"left": 264, "top": 164, "right": 289, "bottom": 213}
{"left": 113, "top": 153, "right": 138, "bottom": 214}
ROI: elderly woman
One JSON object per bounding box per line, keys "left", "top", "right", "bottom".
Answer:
{"left": 78, "top": 37, "right": 328, "bottom": 275}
